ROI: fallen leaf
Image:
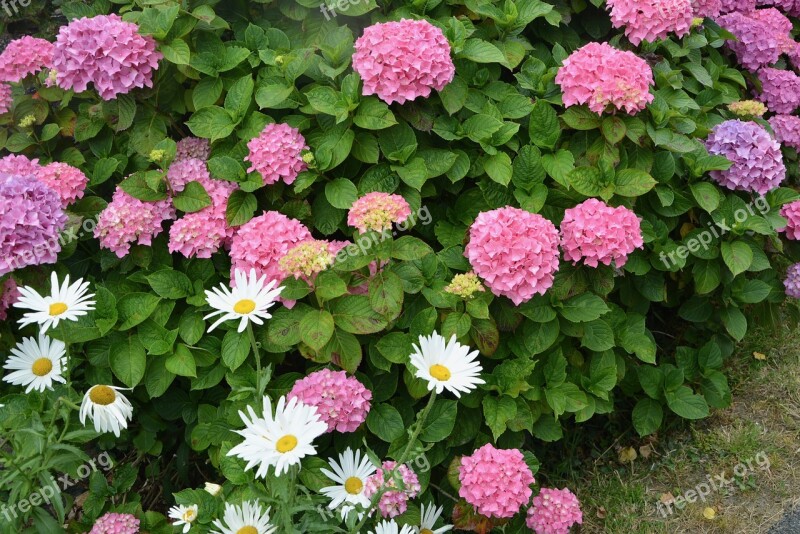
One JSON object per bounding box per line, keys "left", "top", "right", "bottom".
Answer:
{"left": 596, "top": 506, "right": 607, "bottom": 519}
{"left": 639, "top": 444, "right": 653, "bottom": 458}
{"left": 703, "top": 507, "right": 716, "bottom": 519}
{"left": 660, "top": 492, "right": 675, "bottom": 504}
{"left": 753, "top": 352, "right": 766, "bottom": 361}
{"left": 618, "top": 446, "right": 637, "bottom": 463}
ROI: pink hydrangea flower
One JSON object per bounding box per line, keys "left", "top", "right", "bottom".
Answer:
{"left": 0, "top": 36, "right": 53, "bottom": 83}
{"left": 89, "top": 512, "right": 140, "bottom": 534}
{"left": 526, "top": 488, "right": 583, "bottom": 534}
{"left": 36, "top": 162, "right": 88, "bottom": 207}
{"left": 94, "top": 187, "right": 175, "bottom": 258}
{"left": 780, "top": 200, "right": 800, "bottom": 240}
{"left": 364, "top": 461, "right": 421, "bottom": 518}
{"left": 175, "top": 137, "right": 210, "bottom": 162}
{"left": 167, "top": 157, "right": 210, "bottom": 194}
{"left": 705, "top": 119, "right": 785, "bottom": 194}
{"left": 0, "top": 174, "right": 67, "bottom": 276}
{"left": 756, "top": 68, "right": 800, "bottom": 114}
{"left": 761, "top": 0, "right": 800, "bottom": 16}
{"left": 606, "top": 0, "right": 693, "bottom": 45}
{"left": 785, "top": 263, "right": 800, "bottom": 298}
{"left": 0, "top": 154, "right": 40, "bottom": 176}
{"left": 0, "top": 277, "right": 19, "bottom": 321}
{"left": 556, "top": 42, "right": 654, "bottom": 115}
{"left": 560, "top": 199, "right": 643, "bottom": 268}
{"left": 465, "top": 207, "right": 560, "bottom": 305}
{"left": 245, "top": 123, "right": 308, "bottom": 185}
{"left": 719, "top": 0, "right": 756, "bottom": 13}
{"left": 717, "top": 10, "right": 788, "bottom": 70}
{"left": 353, "top": 19, "right": 455, "bottom": 105}
{"left": 229, "top": 210, "right": 313, "bottom": 291}
{"left": 347, "top": 192, "right": 411, "bottom": 233}
{"left": 458, "top": 443, "right": 535, "bottom": 519}
{"left": 693, "top": 0, "right": 723, "bottom": 17}
{"left": 288, "top": 369, "right": 372, "bottom": 432}
{"left": 168, "top": 203, "right": 233, "bottom": 259}
{"left": 53, "top": 14, "right": 161, "bottom": 100}
{"left": 769, "top": 114, "right": 800, "bottom": 149}
{"left": 278, "top": 239, "right": 344, "bottom": 281}
{"left": 0, "top": 83, "right": 11, "bottom": 114}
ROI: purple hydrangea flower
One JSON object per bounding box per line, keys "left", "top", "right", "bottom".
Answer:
{"left": 784, "top": 263, "right": 800, "bottom": 298}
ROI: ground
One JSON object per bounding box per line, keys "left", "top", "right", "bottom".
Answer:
{"left": 554, "top": 324, "right": 800, "bottom": 534}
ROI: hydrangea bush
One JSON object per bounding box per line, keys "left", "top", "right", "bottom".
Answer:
{"left": 2, "top": 0, "right": 800, "bottom": 532}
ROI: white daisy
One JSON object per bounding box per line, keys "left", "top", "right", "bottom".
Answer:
{"left": 2, "top": 334, "right": 66, "bottom": 393}
{"left": 168, "top": 504, "right": 198, "bottom": 533}
{"left": 372, "top": 520, "right": 414, "bottom": 534}
{"left": 203, "top": 269, "right": 283, "bottom": 333}
{"left": 227, "top": 395, "right": 327, "bottom": 477}
{"left": 204, "top": 482, "right": 223, "bottom": 496}
{"left": 409, "top": 331, "right": 485, "bottom": 398}
{"left": 319, "top": 448, "right": 377, "bottom": 519}
{"left": 79, "top": 385, "right": 133, "bottom": 437}
{"left": 211, "top": 500, "right": 276, "bottom": 534}
{"left": 416, "top": 503, "right": 453, "bottom": 534}
{"left": 14, "top": 272, "right": 95, "bottom": 332}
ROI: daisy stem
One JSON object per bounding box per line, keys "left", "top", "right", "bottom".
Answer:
{"left": 246, "top": 322, "right": 264, "bottom": 398}
{"left": 60, "top": 323, "right": 71, "bottom": 390}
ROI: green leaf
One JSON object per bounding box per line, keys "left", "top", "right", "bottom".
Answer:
{"left": 665, "top": 386, "right": 709, "bottom": 419}
{"left": 567, "top": 167, "right": 606, "bottom": 197}
{"left": 559, "top": 293, "right": 610, "bottom": 322}
{"left": 331, "top": 296, "right": 388, "bottom": 334}
{"left": 529, "top": 100, "right": 560, "bottom": 149}
{"left": 110, "top": 333, "right": 147, "bottom": 388}
{"left": 118, "top": 293, "right": 161, "bottom": 330}
{"left": 161, "top": 38, "right": 191, "bottom": 65}
{"left": 147, "top": 270, "right": 192, "bottom": 299}
{"left": 226, "top": 190, "right": 257, "bottom": 226}
{"left": 562, "top": 106, "right": 601, "bottom": 130}
{"left": 221, "top": 330, "right": 251, "bottom": 371}
{"left": 119, "top": 172, "right": 167, "bottom": 201}
{"left": 173, "top": 181, "right": 212, "bottom": 213}
{"left": 366, "top": 403, "right": 405, "bottom": 442}
{"left": 369, "top": 271, "right": 404, "bottom": 316}
{"left": 166, "top": 344, "right": 197, "bottom": 378}
{"left": 614, "top": 169, "right": 657, "bottom": 197}
{"left": 186, "top": 106, "right": 236, "bottom": 141}
{"left": 601, "top": 116, "right": 626, "bottom": 144}
{"left": 482, "top": 395, "right": 517, "bottom": 440}
{"left": 420, "top": 400, "right": 457, "bottom": 442}
{"left": 299, "top": 310, "right": 336, "bottom": 351}
{"left": 392, "top": 236, "right": 433, "bottom": 260}
{"left": 690, "top": 182, "right": 720, "bottom": 213}
{"left": 354, "top": 97, "right": 397, "bottom": 130}
{"left": 325, "top": 178, "right": 358, "bottom": 210}
{"left": 720, "top": 306, "right": 747, "bottom": 341}
{"left": 733, "top": 279, "right": 771, "bottom": 304}
{"left": 484, "top": 152, "right": 512, "bottom": 186}
{"left": 632, "top": 398, "right": 663, "bottom": 436}
{"left": 224, "top": 75, "right": 255, "bottom": 121}
{"left": 581, "top": 320, "right": 615, "bottom": 351}
{"left": 721, "top": 241, "right": 753, "bottom": 277}
{"left": 458, "top": 39, "right": 508, "bottom": 65}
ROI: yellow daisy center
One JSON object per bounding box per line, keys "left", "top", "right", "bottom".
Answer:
{"left": 183, "top": 509, "right": 197, "bottom": 522}
{"left": 429, "top": 364, "right": 451, "bottom": 381}
{"left": 236, "top": 527, "right": 258, "bottom": 534}
{"left": 276, "top": 434, "right": 298, "bottom": 453}
{"left": 233, "top": 299, "right": 256, "bottom": 314}
{"left": 89, "top": 385, "right": 117, "bottom": 406}
{"left": 31, "top": 358, "right": 53, "bottom": 376}
{"left": 49, "top": 302, "right": 68, "bottom": 316}
{"left": 344, "top": 476, "right": 363, "bottom": 495}
{"left": 421, "top": 530, "right": 434, "bottom": 534}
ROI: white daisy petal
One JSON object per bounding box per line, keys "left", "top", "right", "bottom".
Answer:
{"left": 408, "top": 331, "right": 485, "bottom": 398}
{"left": 2, "top": 334, "right": 66, "bottom": 393}
{"left": 210, "top": 500, "right": 276, "bottom": 534}
{"left": 168, "top": 504, "right": 198, "bottom": 533}
{"left": 416, "top": 503, "right": 453, "bottom": 534}
{"left": 372, "top": 520, "right": 415, "bottom": 534}
{"left": 319, "top": 447, "right": 377, "bottom": 518}
{"left": 13, "top": 274, "right": 95, "bottom": 333}
{"left": 79, "top": 385, "right": 133, "bottom": 436}
{"left": 203, "top": 269, "right": 283, "bottom": 333}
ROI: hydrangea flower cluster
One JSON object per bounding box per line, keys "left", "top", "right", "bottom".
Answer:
{"left": 245, "top": 123, "right": 308, "bottom": 185}
{"left": 693, "top": 0, "right": 723, "bottom": 17}
{"left": 780, "top": 200, "right": 800, "bottom": 240}
{"left": 762, "top": 0, "right": 800, "bottom": 16}
{"left": 0, "top": 154, "right": 40, "bottom": 176}
{"left": 288, "top": 369, "right": 372, "bottom": 433}
{"left": 94, "top": 187, "right": 175, "bottom": 258}
{"left": 784, "top": 263, "right": 800, "bottom": 298}
{"left": 756, "top": 68, "right": 800, "bottom": 114}
{"left": 347, "top": 192, "right": 412, "bottom": 233}
{"left": 36, "top": 162, "right": 88, "bottom": 206}
{"left": 229, "top": 211, "right": 313, "bottom": 291}
{"left": 364, "top": 461, "right": 420, "bottom": 518}
{"left": 0, "top": 36, "right": 53, "bottom": 83}
{"left": 526, "top": 488, "right": 583, "bottom": 534}
{"left": 278, "top": 239, "right": 337, "bottom": 280}
{"left": 89, "top": 512, "right": 141, "bottom": 534}
{"left": 0, "top": 174, "right": 67, "bottom": 276}
{"left": 560, "top": 199, "right": 643, "bottom": 268}
{"left": 0, "top": 277, "right": 19, "bottom": 321}
{"left": 728, "top": 100, "right": 767, "bottom": 117}
{"left": 52, "top": 14, "right": 161, "bottom": 100}
{"left": 465, "top": 207, "right": 560, "bottom": 305}
{"left": 717, "top": 11, "right": 788, "bottom": 70}
{"left": 769, "top": 114, "right": 800, "bottom": 149}
{"left": 166, "top": 158, "right": 209, "bottom": 193}
{"left": 705, "top": 120, "right": 785, "bottom": 194}
{"left": 352, "top": 19, "right": 455, "bottom": 104}
{"left": 175, "top": 137, "right": 210, "bottom": 162}
{"left": 719, "top": 0, "right": 756, "bottom": 13}
{"left": 0, "top": 83, "right": 11, "bottom": 114}
{"left": 458, "top": 444, "right": 535, "bottom": 518}
{"left": 444, "top": 272, "right": 485, "bottom": 299}
{"left": 606, "top": 0, "right": 693, "bottom": 45}
{"left": 556, "top": 42, "right": 654, "bottom": 115}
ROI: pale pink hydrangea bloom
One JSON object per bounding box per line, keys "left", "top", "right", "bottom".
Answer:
{"left": 166, "top": 157, "right": 210, "bottom": 193}
{"left": 717, "top": 10, "right": 789, "bottom": 71}
{"left": 785, "top": 263, "right": 800, "bottom": 298}
{"left": 89, "top": 512, "right": 140, "bottom": 534}
{"left": 458, "top": 443, "right": 535, "bottom": 519}
{"left": 52, "top": 14, "right": 161, "bottom": 100}
{"left": 288, "top": 369, "right": 372, "bottom": 433}
{"left": 769, "top": 114, "right": 800, "bottom": 149}
{"left": 36, "top": 162, "right": 88, "bottom": 207}
{"left": 245, "top": 123, "right": 308, "bottom": 185}
{"left": 780, "top": 200, "right": 800, "bottom": 240}
{"left": 606, "top": 0, "right": 693, "bottom": 45}
{"left": 0, "top": 154, "right": 40, "bottom": 176}
{"left": 175, "top": 137, "right": 211, "bottom": 162}
{"left": 278, "top": 239, "right": 341, "bottom": 281}
{"left": 0, "top": 277, "right": 19, "bottom": 321}
{"left": 353, "top": 19, "right": 455, "bottom": 104}
{"left": 526, "top": 488, "right": 583, "bottom": 534}
{"left": 560, "top": 199, "right": 643, "bottom": 268}
{"left": 756, "top": 67, "right": 800, "bottom": 114}
{"left": 94, "top": 187, "right": 175, "bottom": 258}
{"left": 556, "top": 42, "right": 654, "bottom": 115}
{"left": 693, "top": 0, "right": 723, "bottom": 17}
{"left": 0, "top": 36, "right": 54, "bottom": 83}
{"left": 347, "top": 192, "right": 411, "bottom": 233}
{"left": 719, "top": 0, "right": 756, "bottom": 13}
{"left": 0, "top": 83, "right": 11, "bottom": 114}
{"left": 364, "top": 461, "right": 420, "bottom": 518}
{"left": 465, "top": 207, "right": 560, "bottom": 305}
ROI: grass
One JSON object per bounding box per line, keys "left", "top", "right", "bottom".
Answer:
{"left": 555, "top": 324, "right": 800, "bottom": 533}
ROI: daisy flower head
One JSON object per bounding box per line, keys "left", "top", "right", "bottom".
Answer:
{"left": 2, "top": 334, "right": 66, "bottom": 393}
{"left": 227, "top": 395, "right": 327, "bottom": 477}
{"left": 14, "top": 272, "right": 95, "bottom": 332}
{"left": 211, "top": 500, "right": 276, "bottom": 534}
{"left": 372, "top": 520, "right": 415, "bottom": 534}
{"left": 79, "top": 385, "right": 134, "bottom": 437}
{"left": 417, "top": 503, "right": 453, "bottom": 534}
{"left": 319, "top": 448, "right": 377, "bottom": 518}
{"left": 203, "top": 269, "right": 284, "bottom": 333}
{"left": 168, "top": 504, "right": 198, "bottom": 534}
{"left": 409, "top": 331, "right": 485, "bottom": 398}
